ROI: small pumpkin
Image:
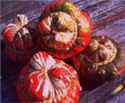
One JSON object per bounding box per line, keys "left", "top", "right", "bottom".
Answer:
{"left": 38, "top": 1, "right": 92, "bottom": 59}
{"left": 72, "top": 36, "right": 125, "bottom": 89}
{"left": 16, "top": 52, "right": 80, "bottom": 103}
{"left": 3, "top": 14, "right": 35, "bottom": 63}
{"left": 38, "top": 11, "right": 77, "bottom": 51}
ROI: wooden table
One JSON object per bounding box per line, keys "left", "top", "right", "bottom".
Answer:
{"left": 1, "top": 0, "right": 125, "bottom": 103}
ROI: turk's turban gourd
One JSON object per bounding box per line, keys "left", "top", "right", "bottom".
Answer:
{"left": 38, "top": 1, "right": 92, "bottom": 59}
{"left": 3, "top": 14, "right": 34, "bottom": 63}
{"left": 16, "top": 52, "right": 80, "bottom": 103}
{"left": 72, "top": 36, "right": 125, "bottom": 88}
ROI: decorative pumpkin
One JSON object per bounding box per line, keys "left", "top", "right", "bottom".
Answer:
{"left": 16, "top": 52, "right": 80, "bottom": 103}
{"left": 38, "top": 1, "right": 92, "bottom": 59}
{"left": 72, "top": 36, "right": 125, "bottom": 89}
{"left": 39, "top": 11, "right": 77, "bottom": 50}
{"left": 3, "top": 14, "right": 35, "bottom": 63}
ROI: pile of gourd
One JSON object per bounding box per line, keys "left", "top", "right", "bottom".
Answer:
{"left": 3, "top": 1, "right": 125, "bottom": 103}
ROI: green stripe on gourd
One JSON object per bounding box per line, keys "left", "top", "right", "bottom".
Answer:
{"left": 58, "top": 2, "right": 77, "bottom": 14}
{"left": 85, "top": 27, "right": 90, "bottom": 33}
{"left": 58, "top": 2, "right": 90, "bottom": 33}
{"left": 78, "top": 16, "right": 90, "bottom": 33}
{"left": 79, "top": 27, "right": 90, "bottom": 33}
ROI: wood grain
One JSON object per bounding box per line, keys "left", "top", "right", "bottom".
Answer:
{"left": 1, "top": 0, "right": 125, "bottom": 103}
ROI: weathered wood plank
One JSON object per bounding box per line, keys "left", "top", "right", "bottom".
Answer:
{"left": 1, "top": 0, "right": 125, "bottom": 103}
{"left": 79, "top": 74, "right": 125, "bottom": 103}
